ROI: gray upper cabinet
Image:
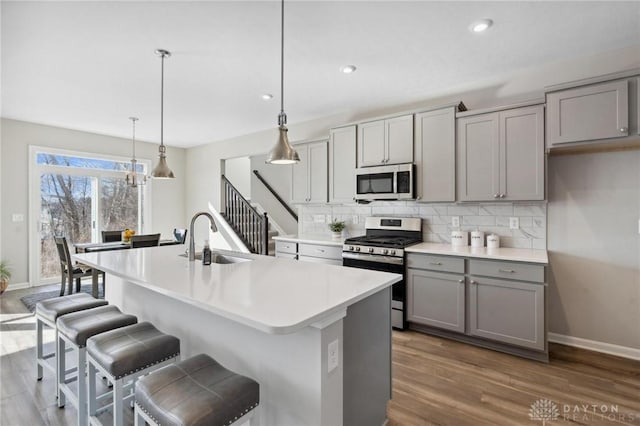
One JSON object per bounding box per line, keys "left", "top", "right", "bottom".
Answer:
{"left": 546, "top": 79, "right": 629, "bottom": 146}
{"left": 457, "top": 105, "right": 544, "bottom": 201}
{"left": 291, "top": 141, "right": 328, "bottom": 204}
{"left": 414, "top": 107, "right": 456, "bottom": 202}
{"left": 358, "top": 115, "right": 413, "bottom": 167}
{"left": 329, "top": 125, "right": 356, "bottom": 203}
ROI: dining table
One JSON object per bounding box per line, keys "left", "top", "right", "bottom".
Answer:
{"left": 73, "top": 239, "right": 183, "bottom": 297}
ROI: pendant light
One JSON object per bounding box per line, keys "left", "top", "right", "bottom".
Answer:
{"left": 151, "top": 49, "right": 175, "bottom": 178}
{"left": 266, "top": 0, "right": 300, "bottom": 165}
{"left": 125, "top": 117, "right": 147, "bottom": 187}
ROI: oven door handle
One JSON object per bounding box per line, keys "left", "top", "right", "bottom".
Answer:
{"left": 342, "top": 252, "right": 405, "bottom": 265}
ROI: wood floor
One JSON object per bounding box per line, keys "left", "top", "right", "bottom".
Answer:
{"left": 2, "top": 285, "right": 639, "bottom": 426}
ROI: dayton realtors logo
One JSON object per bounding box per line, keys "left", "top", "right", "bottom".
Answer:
{"left": 529, "top": 399, "right": 637, "bottom": 423}
{"left": 529, "top": 399, "right": 560, "bottom": 425}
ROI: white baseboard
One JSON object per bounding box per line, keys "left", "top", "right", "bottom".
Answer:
{"left": 5, "top": 282, "right": 30, "bottom": 291}
{"left": 548, "top": 332, "right": 640, "bottom": 361}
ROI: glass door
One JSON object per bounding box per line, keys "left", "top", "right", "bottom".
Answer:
{"left": 31, "top": 148, "right": 149, "bottom": 285}
{"left": 39, "top": 173, "right": 94, "bottom": 280}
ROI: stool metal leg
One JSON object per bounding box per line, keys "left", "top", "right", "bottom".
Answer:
{"left": 77, "top": 347, "right": 88, "bottom": 426}
{"left": 113, "top": 378, "right": 124, "bottom": 426}
{"left": 36, "top": 318, "right": 43, "bottom": 381}
{"left": 57, "top": 333, "right": 66, "bottom": 408}
{"left": 88, "top": 361, "right": 97, "bottom": 417}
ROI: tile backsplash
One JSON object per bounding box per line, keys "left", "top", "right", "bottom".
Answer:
{"left": 298, "top": 201, "right": 547, "bottom": 249}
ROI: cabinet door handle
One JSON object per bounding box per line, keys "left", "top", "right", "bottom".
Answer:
{"left": 620, "top": 127, "right": 628, "bottom": 133}
{"left": 416, "top": 196, "right": 421, "bottom": 200}
{"left": 381, "top": 158, "right": 386, "bottom": 164}
{"left": 470, "top": 280, "right": 477, "bottom": 285}
{"left": 499, "top": 269, "right": 515, "bottom": 273}
{"left": 458, "top": 279, "right": 464, "bottom": 284}
{"left": 500, "top": 193, "right": 506, "bottom": 198}
{"left": 429, "top": 262, "right": 443, "bottom": 266}
{"left": 493, "top": 194, "right": 499, "bottom": 199}
{"left": 316, "top": 249, "right": 325, "bottom": 253}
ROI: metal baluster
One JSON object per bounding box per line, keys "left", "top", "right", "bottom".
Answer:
{"left": 263, "top": 213, "right": 269, "bottom": 255}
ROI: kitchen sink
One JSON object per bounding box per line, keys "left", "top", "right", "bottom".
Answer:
{"left": 179, "top": 252, "right": 252, "bottom": 264}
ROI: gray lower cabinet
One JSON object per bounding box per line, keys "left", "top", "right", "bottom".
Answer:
{"left": 406, "top": 252, "right": 547, "bottom": 356}
{"left": 407, "top": 269, "right": 465, "bottom": 333}
{"left": 468, "top": 276, "right": 545, "bottom": 351}
{"left": 275, "top": 240, "right": 342, "bottom": 265}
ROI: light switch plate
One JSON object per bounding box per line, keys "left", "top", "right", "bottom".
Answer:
{"left": 352, "top": 215, "right": 359, "bottom": 225}
{"left": 12, "top": 214, "right": 24, "bottom": 222}
{"left": 451, "top": 216, "right": 460, "bottom": 228}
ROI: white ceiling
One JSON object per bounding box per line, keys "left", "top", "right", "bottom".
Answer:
{"left": 2, "top": 1, "right": 639, "bottom": 148}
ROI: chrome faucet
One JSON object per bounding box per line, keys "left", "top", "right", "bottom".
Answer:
{"left": 188, "top": 211, "right": 218, "bottom": 261}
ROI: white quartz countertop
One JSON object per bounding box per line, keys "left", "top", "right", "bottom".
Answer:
{"left": 272, "top": 234, "right": 344, "bottom": 246}
{"left": 405, "top": 243, "right": 548, "bottom": 264}
{"left": 74, "top": 245, "right": 400, "bottom": 334}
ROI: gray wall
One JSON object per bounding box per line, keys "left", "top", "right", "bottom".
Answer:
{"left": 1, "top": 118, "right": 186, "bottom": 285}
{"left": 548, "top": 150, "right": 640, "bottom": 350}
{"left": 224, "top": 156, "right": 251, "bottom": 200}
{"left": 250, "top": 153, "right": 298, "bottom": 235}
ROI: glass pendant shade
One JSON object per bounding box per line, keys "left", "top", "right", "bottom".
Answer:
{"left": 266, "top": 125, "right": 300, "bottom": 164}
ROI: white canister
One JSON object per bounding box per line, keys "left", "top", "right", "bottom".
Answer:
{"left": 487, "top": 234, "right": 500, "bottom": 249}
{"left": 451, "top": 231, "right": 468, "bottom": 247}
{"left": 470, "top": 231, "right": 485, "bottom": 248}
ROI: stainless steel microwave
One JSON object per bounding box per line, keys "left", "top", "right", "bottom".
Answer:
{"left": 355, "top": 163, "right": 414, "bottom": 201}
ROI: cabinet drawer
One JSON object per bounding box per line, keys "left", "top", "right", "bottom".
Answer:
{"left": 298, "top": 255, "right": 342, "bottom": 266}
{"left": 275, "top": 252, "right": 297, "bottom": 260}
{"left": 468, "top": 259, "right": 544, "bottom": 283}
{"left": 275, "top": 241, "right": 297, "bottom": 254}
{"left": 406, "top": 254, "right": 464, "bottom": 273}
{"left": 298, "top": 243, "right": 343, "bottom": 260}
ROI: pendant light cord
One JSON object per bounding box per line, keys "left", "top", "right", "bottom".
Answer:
{"left": 160, "top": 53, "right": 165, "bottom": 149}
{"left": 279, "top": 0, "right": 286, "bottom": 126}
{"left": 131, "top": 118, "right": 137, "bottom": 159}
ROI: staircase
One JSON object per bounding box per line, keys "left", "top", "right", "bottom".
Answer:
{"left": 221, "top": 175, "right": 276, "bottom": 255}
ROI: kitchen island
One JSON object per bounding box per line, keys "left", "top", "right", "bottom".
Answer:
{"left": 74, "top": 245, "right": 400, "bottom": 426}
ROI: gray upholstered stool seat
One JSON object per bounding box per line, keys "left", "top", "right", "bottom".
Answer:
{"left": 86, "top": 322, "right": 181, "bottom": 426}
{"left": 135, "top": 354, "right": 260, "bottom": 426}
{"left": 35, "top": 293, "right": 108, "bottom": 382}
{"left": 36, "top": 293, "right": 108, "bottom": 324}
{"left": 56, "top": 305, "right": 137, "bottom": 426}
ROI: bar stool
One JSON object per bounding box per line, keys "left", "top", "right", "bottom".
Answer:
{"left": 134, "top": 354, "right": 259, "bottom": 426}
{"left": 56, "top": 305, "right": 137, "bottom": 426}
{"left": 35, "top": 293, "right": 108, "bottom": 393}
{"left": 86, "top": 322, "right": 180, "bottom": 426}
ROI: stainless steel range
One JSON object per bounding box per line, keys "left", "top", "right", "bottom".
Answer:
{"left": 342, "top": 217, "right": 422, "bottom": 329}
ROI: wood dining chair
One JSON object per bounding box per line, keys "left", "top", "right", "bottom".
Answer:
{"left": 130, "top": 233, "right": 161, "bottom": 248}
{"left": 101, "top": 230, "right": 123, "bottom": 243}
{"left": 54, "top": 237, "right": 105, "bottom": 296}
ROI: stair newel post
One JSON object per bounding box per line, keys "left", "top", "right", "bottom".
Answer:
{"left": 262, "top": 212, "right": 269, "bottom": 255}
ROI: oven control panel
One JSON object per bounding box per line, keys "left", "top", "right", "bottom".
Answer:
{"left": 342, "top": 244, "right": 404, "bottom": 258}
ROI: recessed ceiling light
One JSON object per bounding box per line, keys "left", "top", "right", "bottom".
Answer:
{"left": 340, "top": 65, "right": 357, "bottom": 74}
{"left": 262, "top": 93, "right": 274, "bottom": 100}
{"left": 470, "top": 19, "right": 493, "bottom": 33}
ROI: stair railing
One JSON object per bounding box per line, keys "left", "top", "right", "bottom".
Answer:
{"left": 252, "top": 170, "right": 298, "bottom": 221}
{"left": 221, "top": 175, "right": 269, "bottom": 255}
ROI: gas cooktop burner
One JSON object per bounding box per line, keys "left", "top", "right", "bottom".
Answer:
{"left": 343, "top": 235, "right": 422, "bottom": 249}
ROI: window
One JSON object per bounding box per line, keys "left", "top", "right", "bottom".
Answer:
{"left": 31, "top": 148, "right": 150, "bottom": 281}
